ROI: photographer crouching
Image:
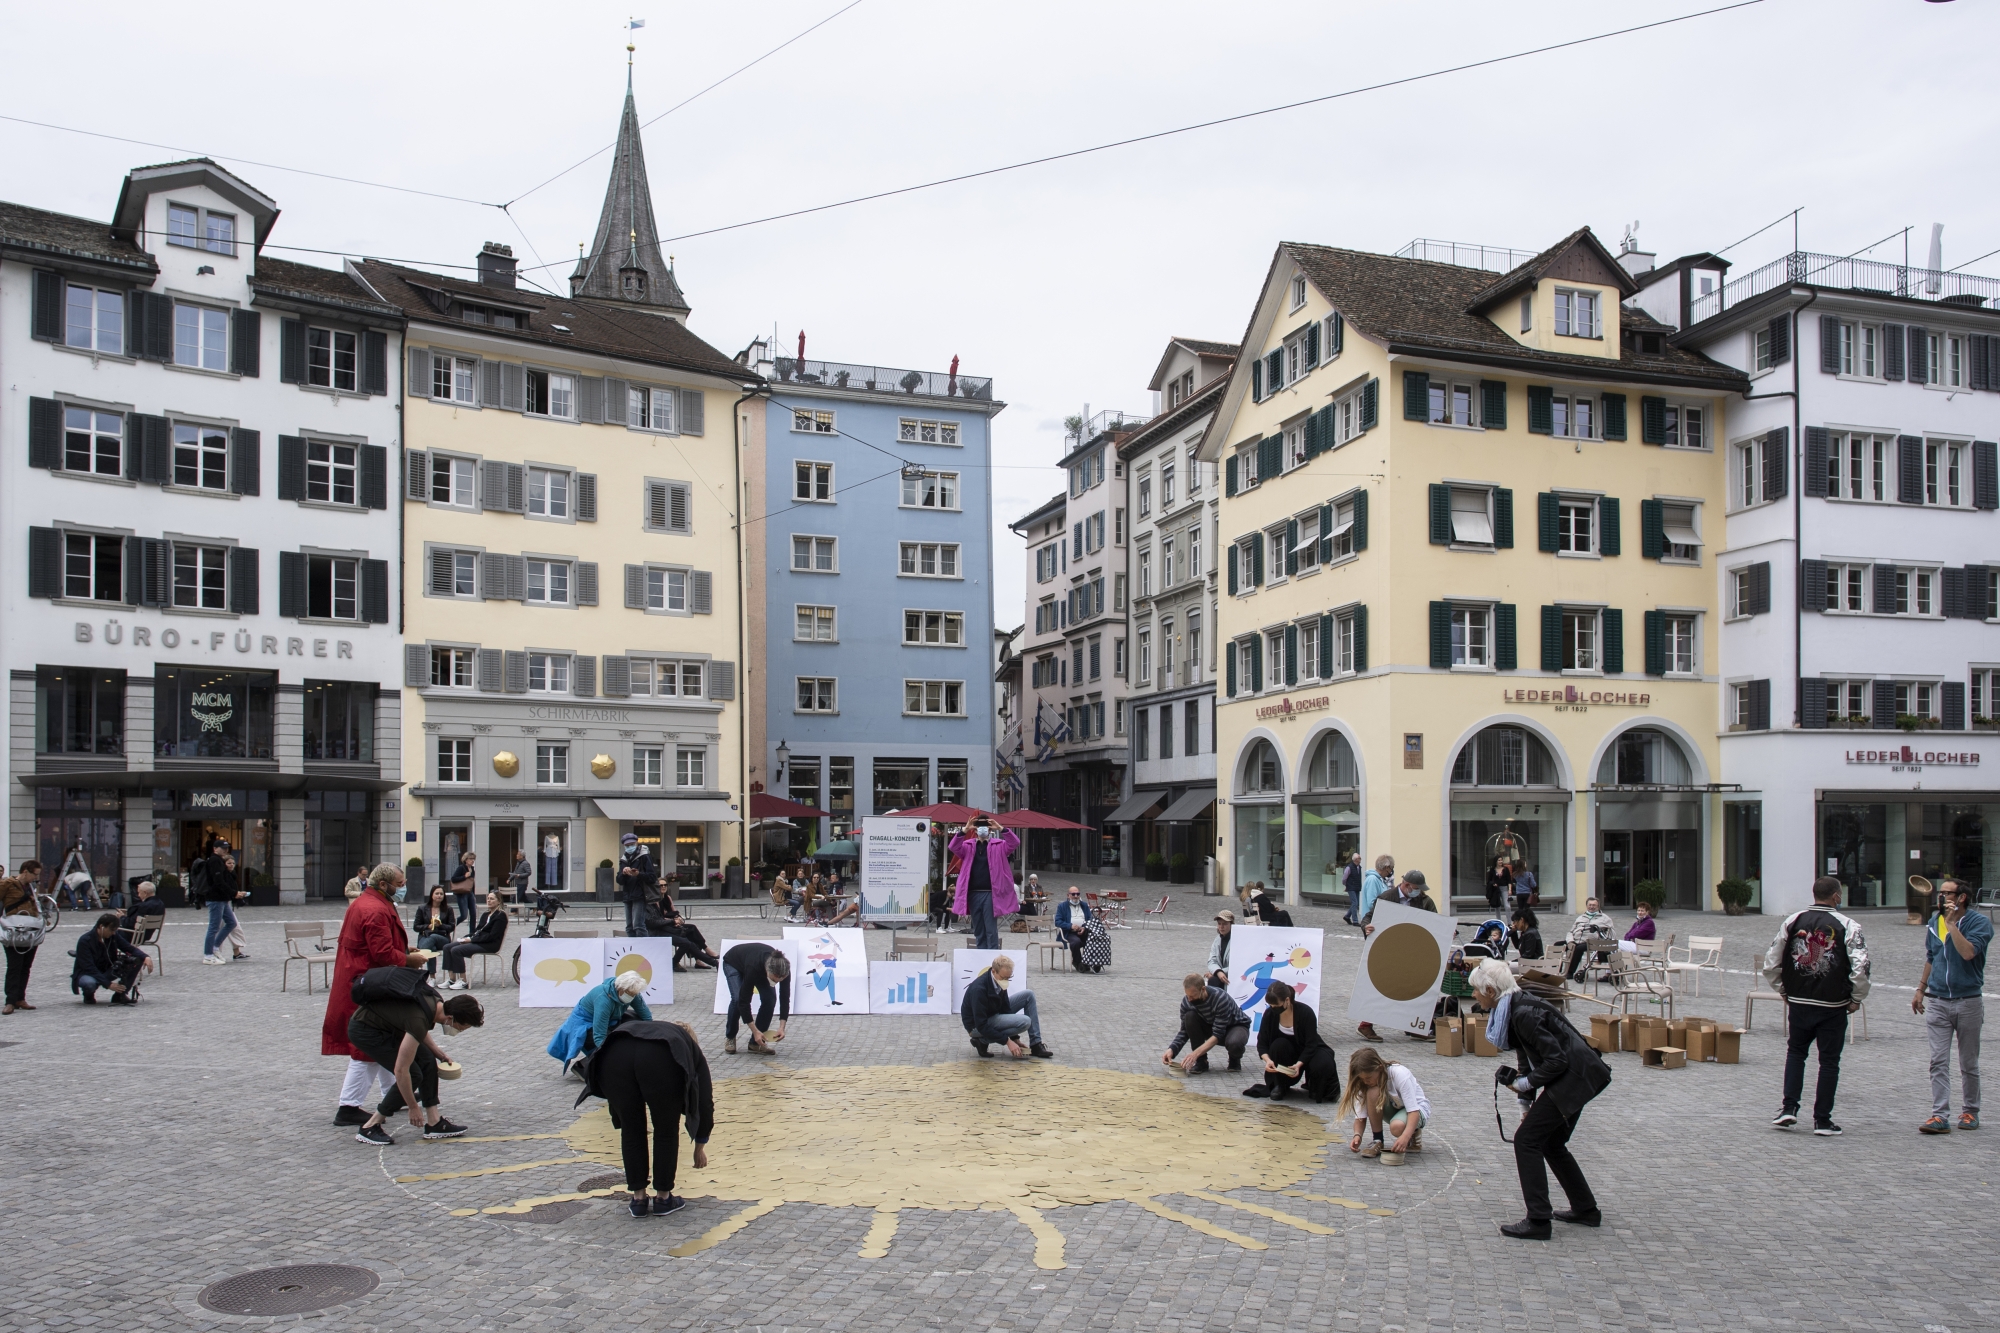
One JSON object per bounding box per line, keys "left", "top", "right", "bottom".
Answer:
{"left": 1468, "top": 958, "right": 1611, "bottom": 1240}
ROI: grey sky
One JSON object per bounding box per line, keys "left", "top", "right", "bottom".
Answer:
{"left": 6, "top": 0, "right": 1994, "bottom": 625}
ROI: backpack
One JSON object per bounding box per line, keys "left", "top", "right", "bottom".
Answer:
{"left": 187, "top": 858, "right": 211, "bottom": 903}
{"left": 350, "top": 964, "right": 437, "bottom": 1007}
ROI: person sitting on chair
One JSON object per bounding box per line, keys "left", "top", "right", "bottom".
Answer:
{"left": 1563, "top": 897, "right": 1616, "bottom": 980}
{"left": 643, "top": 887, "right": 720, "bottom": 971}
{"left": 1243, "top": 980, "right": 1340, "bottom": 1102}
{"left": 410, "top": 885, "right": 456, "bottom": 978}
{"left": 441, "top": 892, "right": 508, "bottom": 990}
{"left": 1510, "top": 907, "right": 1544, "bottom": 961}
{"left": 1054, "top": 887, "right": 1092, "bottom": 972}
{"left": 120, "top": 881, "right": 165, "bottom": 937}
{"left": 72, "top": 913, "right": 150, "bottom": 1005}
{"left": 1248, "top": 885, "right": 1290, "bottom": 926}
{"left": 1623, "top": 901, "right": 1657, "bottom": 943}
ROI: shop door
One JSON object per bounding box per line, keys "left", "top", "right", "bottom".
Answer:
{"left": 488, "top": 824, "right": 522, "bottom": 899}
{"left": 674, "top": 824, "right": 705, "bottom": 884}
{"left": 1599, "top": 831, "right": 1631, "bottom": 908}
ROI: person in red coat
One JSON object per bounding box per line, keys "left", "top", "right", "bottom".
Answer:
{"left": 326, "top": 864, "right": 412, "bottom": 1126}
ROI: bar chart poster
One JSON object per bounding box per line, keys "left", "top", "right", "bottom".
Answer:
{"left": 870, "top": 960, "right": 949, "bottom": 1014}
{"left": 861, "top": 816, "right": 928, "bottom": 922}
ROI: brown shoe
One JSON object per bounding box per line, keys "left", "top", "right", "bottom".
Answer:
{"left": 1, "top": 1004, "right": 14, "bottom": 1015}
{"left": 1357, "top": 1023, "right": 1383, "bottom": 1043}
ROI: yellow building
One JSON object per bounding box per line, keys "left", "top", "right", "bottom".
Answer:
{"left": 1202, "top": 230, "right": 1749, "bottom": 914}
{"left": 354, "top": 84, "right": 755, "bottom": 900}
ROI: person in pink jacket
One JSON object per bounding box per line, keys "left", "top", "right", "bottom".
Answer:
{"left": 948, "top": 818, "right": 1020, "bottom": 950}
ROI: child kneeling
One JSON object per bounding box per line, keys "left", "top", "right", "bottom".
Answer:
{"left": 1338, "top": 1048, "right": 1431, "bottom": 1165}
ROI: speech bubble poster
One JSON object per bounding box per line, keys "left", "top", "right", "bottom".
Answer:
{"left": 517, "top": 938, "right": 602, "bottom": 1008}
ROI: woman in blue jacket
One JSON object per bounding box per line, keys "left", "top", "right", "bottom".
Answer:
{"left": 548, "top": 971, "right": 651, "bottom": 1071}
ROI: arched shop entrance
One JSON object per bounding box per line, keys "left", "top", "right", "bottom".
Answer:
{"left": 1592, "top": 726, "right": 1704, "bottom": 911}
{"left": 1448, "top": 724, "right": 1567, "bottom": 910}
{"left": 1232, "top": 738, "right": 1286, "bottom": 896}
{"left": 1295, "top": 729, "right": 1360, "bottom": 902}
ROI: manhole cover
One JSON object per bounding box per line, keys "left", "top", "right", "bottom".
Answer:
{"left": 578, "top": 1173, "right": 626, "bottom": 1193}
{"left": 198, "top": 1264, "right": 379, "bottom": 1316}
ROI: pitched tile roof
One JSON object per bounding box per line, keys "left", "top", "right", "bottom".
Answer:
{"left": 0, "top": 198, "right": 157, "bottom": 274}
{"left": 1118, "top": 375, "right": 1228, "bottom": 458}
{"left": 1172, "top": 338, "right": 1240, "bottom": 358}
{"left": 1467, "top": 225, "right": 1639, "bottom": 311}
{"left": 248, "top": 256, "right": 401, "bottom": 320}
{"left": 355, "top": 259, "right": 750, "bottom": 382}
{"left": 1012, "top": 492, "right": 1067, "bottom": 530}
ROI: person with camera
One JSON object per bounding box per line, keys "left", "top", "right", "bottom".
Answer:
{"left": 72, "top": 912, "right": 152, "bottom": 1005}
{"left": 948, "top": 817, "right": 1020, "bottom": 952}
{"left": 1469, "top": 957, "right": 1611, "bottom": 1240}
{"left": 1915, "top": 878, "right": 1988, "bottom": 1134}
{"left": 618, "top": 833, "right": 659, "bottom": 938}
{"left": 1762, "top": 876, "right": 1871, "bottom": 1136}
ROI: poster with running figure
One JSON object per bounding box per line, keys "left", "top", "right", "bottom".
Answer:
{"left": 782, "top": 926, "right": 870, "bottom": 1014}
{"left": 1344, "top": 901, "right": 1455, "bottom": 1037}
{"left": 1226, "top": 926, "right": 1325, "bottom": 1034}
{"left": 710, "top": 939, "right": 807, "bottom": 1016}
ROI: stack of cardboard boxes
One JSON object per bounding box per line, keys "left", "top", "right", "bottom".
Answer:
{"left": 1588, "top": 1013, "right": 1743, "bottom": 1067}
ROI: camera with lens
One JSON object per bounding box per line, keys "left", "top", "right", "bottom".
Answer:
{"left": 1495, "top": 1064, "right": 1519, "bottom": 1087}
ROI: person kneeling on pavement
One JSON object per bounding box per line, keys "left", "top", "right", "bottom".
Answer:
{"left": 72, "top": 912, "right": 151, "bottom": 1005}
{"left": 349, "top": 969, "right": 484, "bottom": 1145}
{"left": 1339, "top": 1047, "right": 1429, "bottom": 1163}
{"left": 961, "top": 954, "right": 1052, "bottom": 1059}
{"left": 1163, "top": 972, "right": 1249, "bottom": 1074}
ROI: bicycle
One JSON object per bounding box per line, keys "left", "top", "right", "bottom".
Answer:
{"left": 509, "top": 893, "right": 568, "bottom": 984}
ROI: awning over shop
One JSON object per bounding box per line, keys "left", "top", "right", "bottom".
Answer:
{"left": 593, "top": 798, "right": 742, "bottom": 824}
{"left": 1104, "top": 791, "right": 1165, "bottom": 824}
{"left": 1158, "top": 788, "right": 1217, "bottom": 823}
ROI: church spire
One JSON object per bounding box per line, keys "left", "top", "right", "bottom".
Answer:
{"left": 569, "top": 59, "right": 688, "bottom": 319}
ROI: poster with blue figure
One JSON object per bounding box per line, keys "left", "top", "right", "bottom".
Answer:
{"left": 1225, "top": 925, "right": 1325, "bottom": 1033}
{"left": 782, "top": 926, "right": 871, "bottom": 1014}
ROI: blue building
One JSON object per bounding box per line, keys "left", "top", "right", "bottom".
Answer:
{"left": 746, "top": 346, "right": 1004, "bottom": 857}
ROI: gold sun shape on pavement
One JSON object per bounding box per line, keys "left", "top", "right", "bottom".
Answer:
{"left": 408, "top": 1062, "right": 1394, "bottom": 1268}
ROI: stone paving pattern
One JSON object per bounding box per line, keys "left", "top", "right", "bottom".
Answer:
{"left": 3, "top": 883, "right": 1994, "bottom": 1332}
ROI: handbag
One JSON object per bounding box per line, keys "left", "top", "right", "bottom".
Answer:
{"left": 2, "top": 914, "right": 46, "bottom": 951}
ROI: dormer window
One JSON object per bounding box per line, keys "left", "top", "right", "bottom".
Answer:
{"left": 622, "top": 271, "right": 646, "bottom": 297}
{"left": 460, "top": 304, "right": 520, "bottom": 330}
{"left": 1553, "top": 288, "right": 1599, "bottom": 338}
{"left": 166, "top": 203, "right": 236, "bottom": 257}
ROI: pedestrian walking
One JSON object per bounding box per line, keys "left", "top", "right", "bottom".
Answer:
{"left": 201, "top": 846, "right": 248, "bottom": 965}
{"left": 948, "top": 817, "right": 1020, "bottom": 952}
{"left": 1763, "top": 876, "right": 1871, "bottom": 1136}
{"left": 326, "top": 865, "right": 416, "bottom": 1126}
{"left": 617, "top": 834, "right": 657, "bottom": 938}
{"left": 2, "top": 860, "right": 47, "bottom": 1014}
{"left": 1914, "top": 877, "right": 1988, "bottom": 1134}
{"left": 1341, "top": 852, "right": 1364, "bottom": 926}
{"left": 448, "top": 851, "right": 478, "bottom": 937}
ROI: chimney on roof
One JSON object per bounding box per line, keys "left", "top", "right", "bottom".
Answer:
{"left": 478, "top": 241, "right": 517, "bottom": 289}
{"left": 1616, "top": 221, "right": 1654, "bottom": 276}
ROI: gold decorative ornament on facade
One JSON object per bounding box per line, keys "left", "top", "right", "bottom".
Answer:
{"left": 491, "top": 751, "right": 520, "bottom": 778}
{"left": 590, "top": 754, "right": 616, "bottom": 779}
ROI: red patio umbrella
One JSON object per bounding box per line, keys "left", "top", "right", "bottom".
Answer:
{"left": 888, "top": 802, "right": 995, "bottom": 824}
{"left": 996, "top": 808, "right": 1092, "bottom": 832}
{"left": 750, "top": 792, "right": 830, "bottom": 820}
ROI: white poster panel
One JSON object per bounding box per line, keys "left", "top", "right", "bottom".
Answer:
{"left": 861, "top": 816, "right": 929, "bottom": 921}
{"left": 1344, "top": 901, "right": 1456, "bottom": 1036}
{"left": 870, "top": 959, "right": 951, "bottom": 1014}
{"left": 781, "top": 926, "right": 870, "bottom": 1014}
{"left": 604, "top": 937, "right": 675, "bottom": 1007}
{"left": 950, "top": 948, "right": 1028, "bottom": 1010}
{"left": 710, "top": 939, "right": 807, "bottom": 1016}
{"left": 517, "top": 937, "right": 605, "bottom": 1008}
{"left": 1225, "top": 925, "right": 1326, "bottom": 1034}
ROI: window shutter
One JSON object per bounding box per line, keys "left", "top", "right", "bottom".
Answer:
{"left": 1251, "top": 359, "right": 1263, "bottom": 401}
{"left": 408, "top": 346, "right": 430, "bottom": 392}
{"left": 1258, "top": 434, "right": 1280, "bottom": 482}
{"left": 1283, "top": 623, "right": 1298, "bottom": 686}
{"left": 359, "top": 443, "right": 388, "bottom": 508}
{"left": 575, "top": 472, "right": 597, "bottom": 522}
{"left": 1358, "top": 379, "right": 1378, "bottom": 430}
{"left": 572, "top": 654, "right": 597, "bottom": 697}
{"left": 141, "top": 538, "right": 169, "bottom": 607}
{"left": 1225, "top": 454, "right": 1238, "bottom": 497}
{"left": 1493, "top": 487, "right": 1514, "bottom": 549}
{"left": 228, "top": 547, "right": 259, "bottom": 614}
{"left": 27, "top": 527, "right": 60, "bottom": 597}
{"left": 1317, "top": 502, "right": 1333, "bottom": 563}
{"left": 1882, "top": 322, "right": 1906, "bottom": 380}
{"left": 678, "top": 389, "right": 704, "bottom": 435}
{"left": 1644, "top": 609, "right": 1665, "bottom": 676}
{"left": 1330, "top": 312, "right": 1344, "bottom": 356}
{"left": 1250, "top": 535, "right": 1264, "bottom": 586}
{"left": 1249, "top": 633, "right": 1263, "bottom": 692}
{"left": 1763, "top": 427, "right": 1789, "bottom": 500}
{"left": 1601, "top": 608, "right": 1624, "bottom": 674}
{"left": 1540, "top": 605, "right": 1562, "bottom": 673}
{"left": 602, "top": 655, "right": 631, "bottom": 697}
{"left": 1966, "top": 565, "right": 1990, "bottom": 618}
{"left": 1494, "top": 603, "right": 1516, "bottom": 671}
{"left": 1303, "top": 320, "right": 1320, "bottom": 368}
{"left": 482, "top": 359, "right": 503, "bottom": 406}
{"left": 360, "top": 330, "right": 388, "bottom": 395}
{"left": 604, "top": 378, "right": 629, "bottom": 423}
{"left": 575, "top": 561, "right": 599, "bottom": 606}
{"left": 1799, "top": 558, "right": 1828, "bottom": 612}
{"left": 429, "top": 548, "right": 456, "bottom": 596}
{"left": 1353, "top": 604, "right": 1370, "bottom": 672}
{"left": 116, "top": 538, "right": 141, "bottom": 606}
{"left": 278, "top": 550, "right": 306, "bottom": 617}
{"left": 1871, "top": 563, "right": 1897, "bottom": 615}
{"left": 359, "top": 558, "right": 389, "bottom": 623}
{"left": 230, "top": 309, "right": 261, "bottom": 377}
{"left": 481, "top": 552, "right": 512, "bottom": 601}
{"left": 1800, "top": 678, "right": 1827, "bottom": 730}
{"left": 142, "top": 291, "right": 174, "bottom": 361}
{"left": 1428, "top": 483, "right": 1451, "bottom": 544}
{"left": 1748, "top": 678, "right": 1771, "bottom": 731}
{"left": 578, "top": 376, "right": 604, "bottom": 425}
{"left": 1352, "top": 488, "right": 1368, "bottom": 551}
{"left": 1601, "top": 393, "right": 1627, "bottom": 441}
{"left": 501, "top": 362, "right": 525, "bottom": 411}
{"left": 1973, "top": 440, "right": 1998, "bottom": 510}
{"left": 1598, "top": 496, "right": 1620, "bottom": 557}
{"left": 1942, "top": 680, "right": 1967, "bottom": 730}
{"left": 1527, "top": 386, "right": 1553, "bottom": 435}
{"left": 1480, "top": 379, "right": 1506, "bottom": 430}
{"left": 1302, "top": 406, "right": 1322, "bottom": 459}
{"left": 1227, "top": 542, "right": 1239, "bottom": 595}
{"left": 227, "top": 428, "right": 260, "bottom": 495}
{"left": 691, "top": 570, "right": 713, "bottom": 614}
{"left": 1284, "top": 518, "right": 1298, "bottom": 576}
{"left": 1972, "top": 335, "right": 1991, "bottom": 392}
{"left": 1639, "top": 396, "right": 1667, "bottom": 445}
{"left": 1403, "top": 371, "right": 1430, "bottom": 421}
{"left": 28, "top": 397, "right": 61, "bottom": 468}
{"left": 406, "top": 448, "right": 428, "bottom": 501}
{"left": 404, "top": 644, "right": 429, "bottom": 688}
{"left": 507, "top": 555, "right": 529, "bottom": 602}
{"left": 138, "top": 414, "right": 170, "bottom": 484}
{"left": 1942, "top": 566, "right": 1966, "bottom": 620}
{"left": 1319, "top": 612, "right": 1334, "bottom": 677}
{"left": 276, "top": 435, "right": 306, "bottom": 500}
{"left": 624, "top": 563, "right": 645, "bottom": 608}
{"left": 1265, "top": 350, "right": 1283, "bottom": 395}
{"left": 710, "top": 661, "right": 737, "bottom": 701}
{"left": 482, "top": 460, "right": 525, "bottom": 514}
{"left": 1225, "top": 643, "right": 1237, "bottom": 697}
{"left": 1820, "top": 314, "right": 1842, "bottom": 374}
{"left": 1897, "top": 434, "right": 1923, "bottom": 504}
{"left": 1428, "top": 601, "right": 1451, "bottom": 669}
{"left": 1906, "top": 325, "right": 1928, "bottom": 384}
{"left": 645, "top": 480, "right": 667, "bottom": 530}
{"left": 279, "top": 318, "right": 305, "bottom": 382}
{"left": 504, "top": 651, "right": 529, "bottom": 694}
{"left": 1640, "top": 499, "right": 1664, "bottom": 559}
{"left": 1767, "top": 315, "right": 1789, "bottom": 366}
{"left": 31, "top": 270, "right": 63, "bottom": 340}
{"left": 476, "top": 648, "right": 504, "bottom": 693}
{"left": 1536, "top": 493, "right": 1558, "bottom": 552}
{"left": 1803, "top": 427, "right": 1830, "bottom": 497}
{"left": 1749, "top": 561, "right": 1771, "bottom": 615}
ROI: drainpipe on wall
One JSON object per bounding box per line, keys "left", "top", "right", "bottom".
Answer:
{"left": 732, "top": 383, "right": 768, "bottom": 875}
{"left": 1790, "top": 292, "right": 1816, "bottom": 724}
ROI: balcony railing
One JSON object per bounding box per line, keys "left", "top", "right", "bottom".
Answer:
{"left": 1395, "top": 238, "right": 1538, "bottom": 273}
{"left": 1689, "top": 250, "right": 2000, "bottom": 327}
{"left": 768, "top": 356, "right": 993, "bottom": 401}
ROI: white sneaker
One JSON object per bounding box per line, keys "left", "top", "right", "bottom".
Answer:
{"left": 447, "top": 980, "right": 468, "bottom": 992}
{"left": 201, "top": 954, "right": 227, "bottom": 965}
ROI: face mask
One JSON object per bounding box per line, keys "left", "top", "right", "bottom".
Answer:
{"left": 394, "top": 885, "right": 409, "bottom": 903}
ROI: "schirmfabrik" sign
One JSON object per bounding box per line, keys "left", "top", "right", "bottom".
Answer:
{"left": 1845, "top": 746, "right": 1983, "bottom": 767}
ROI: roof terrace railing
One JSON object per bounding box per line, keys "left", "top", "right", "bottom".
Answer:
{"left": 770, "top": 356, "right": 993, "bottom": 401}
{"left": 1394, "top": 238, "right": 1538, "bottom": 273}
{"left": 1689, "top": 250, "right": 2000, "bottom": 326}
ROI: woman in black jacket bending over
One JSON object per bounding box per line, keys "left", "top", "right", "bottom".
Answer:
{"left": 1469, "top": 957, "right": 1611, "bottom": 1240}
{"left": 1243, "top": 980, "right": 1340, "bottom": 1102}
{"left": 440, "top": 892, "right": 507, "bottom": 990}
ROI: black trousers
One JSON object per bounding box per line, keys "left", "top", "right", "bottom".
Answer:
{"left": 441, "top": 940, "right": 494, "bottom": 976}
{"left": 4, "top": 944, "right": 37, "bottom": 1004}
{"left": 597, "top": 1037, "right": 689, "bottom": 1194}
{"left": 351, "top": 1032, "right": 440, "bottom": 1115}
{"left": 1514, "top": 1093, "right": 1596, "bottom": 1222}
{"left": 1782, "top": 1002, "right": 1848, "bottom": 1123}
{"left": 1062, "top": 929, "right": 1087, "bottom": 970}
{"left": 1180, "top": 1013, "right": 1248, "bottom": 1068}
{"left": 76, "top": 954, "right": 143, "bottom": 997}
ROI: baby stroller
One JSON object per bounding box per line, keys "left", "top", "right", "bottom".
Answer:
{"left": 1459, "top": 918, "right": 1509, "bottom": 961}
{"left": 1079, "top": 914, "right": 1112, "bottom": 972}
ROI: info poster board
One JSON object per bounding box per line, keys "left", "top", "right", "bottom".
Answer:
{"left": 1344, "top": 901, "right": 1456, "bottom": 1037}
{"left": 782, "top": 926, "right": 870, "bottom": 1014}
{"left": 711, "top": 938, "right": 808, "bottom": 1016}
{"left": 860, "top": 816, "right": 929, "bottom": 923}
{"left": 871, "top": 960, "right": 950, "bottom": 1014}
{"left": 516, "top": 937, "right": 673, "bottom": 1008}
{"left": 950, "top": 948, "right": 1028, "bottom": 1010}
{"left": 1226, "top": 925, "right": 1326, "bottom": 1034}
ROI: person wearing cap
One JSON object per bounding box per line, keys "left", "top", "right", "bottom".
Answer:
{"left": 618, "top": 833, "right": 659, "bottom": 939}
{"left": 1206, "top": 910, "right": 1235, "bottom": 988}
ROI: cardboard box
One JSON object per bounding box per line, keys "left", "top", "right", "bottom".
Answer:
{"left": 1435, "top": 1017, "right": 1464, "bottom": 1057}
{"left": 1590, "top": 1014, "right": 1622, "bottom": 1053}
{"left": 1637, "top": 1018, "right": 1671, "bottom": 1054}
{"left": 1712, "top": 1026, "right": 1744, "bottom": 1064}
{"left": 1642, "top": 1046, "right": 1688, "bottom": 1070}
{"left": 1666, "top": 1018, "right": 1690, "bottom": 1047}
{"left": 1685, "top": 1025, "right": 1715, "bottom": 1062}
{"left": 1618, "top": 1014, "right": 1642, "bottom": 1051}
{"left": 1467, "top": 1015, "right": 1499, "bottom": 1057}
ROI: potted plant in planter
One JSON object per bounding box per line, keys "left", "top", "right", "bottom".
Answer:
{"left": 406, "top": 856, "right": 426, "bottom": 897}
{"left": 1169, "top": 852, "right": 1194, "bottom": 884}
{"left": 1715, "top": 878, "right": 1755, "bottom": 915}
{"left": 1633, "top": 879, "right": 1667, "bottom": 917}
{"left": 1145, "top": 852, "right": 1168, "bottom": 882}
{"left": 596, "top": 858, "right": 615, "bottom": 900}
